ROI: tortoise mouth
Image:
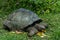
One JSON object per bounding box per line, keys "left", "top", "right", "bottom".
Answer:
{"left": 23, "top": 19, "right": 43, "bottom": 31}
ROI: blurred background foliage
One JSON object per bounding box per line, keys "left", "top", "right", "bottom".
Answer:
{"left": 0, "top": 0, "right": 60, "bottom": 18}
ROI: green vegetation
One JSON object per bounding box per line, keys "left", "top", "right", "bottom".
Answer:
{"left": 0, "top": 0, "right": 60, "bottom": 40}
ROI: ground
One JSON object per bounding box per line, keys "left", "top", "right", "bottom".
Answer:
{"left": 0, "top": 13, "right": 60, "bottom": 40}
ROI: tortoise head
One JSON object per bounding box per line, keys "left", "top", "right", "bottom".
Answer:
{"left": 35, "top": 22, "right": 48, "bottom": 32}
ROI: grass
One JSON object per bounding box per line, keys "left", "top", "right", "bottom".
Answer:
{"left": 0, "top": 13, "right": 60, "bottom": 40}
{"left": 0, "top": 0, "right": 60, "bottom": 40}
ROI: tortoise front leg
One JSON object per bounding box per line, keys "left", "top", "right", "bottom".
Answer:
{"left": 26, "top": 27, "right": 38, "bottom": 37}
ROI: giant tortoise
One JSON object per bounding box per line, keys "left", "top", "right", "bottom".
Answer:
{"left": 3, "top": 8, "right": 48, "bottom": 37}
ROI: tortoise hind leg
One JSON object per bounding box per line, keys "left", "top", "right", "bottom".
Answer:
{"left": 3, "top": 24, "right": 13, "bottom": 32}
